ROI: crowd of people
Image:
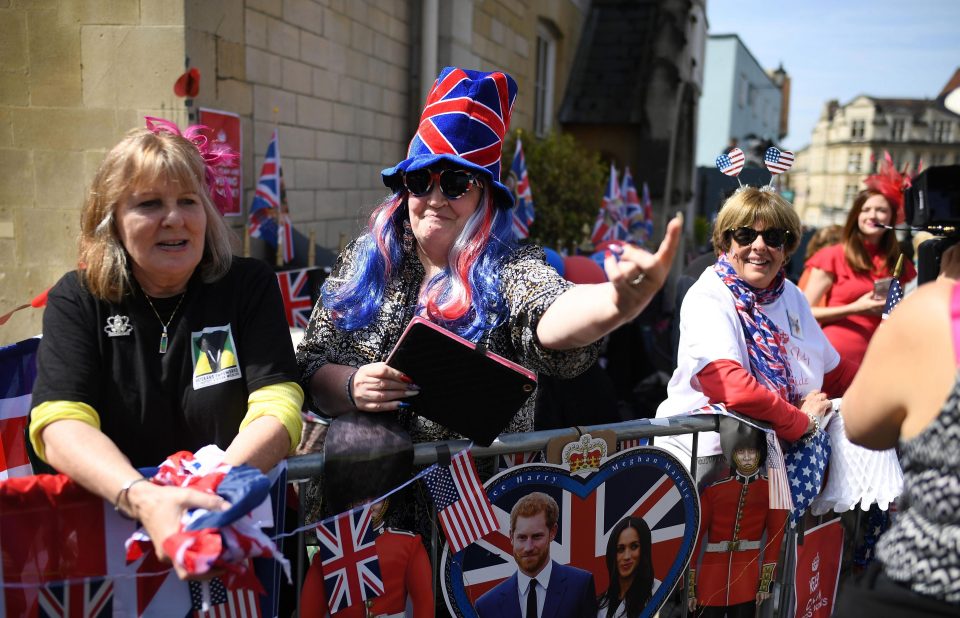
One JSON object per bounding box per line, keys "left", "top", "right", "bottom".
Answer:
{"left": 21, "top": 64, "right": 959, "bottom": 617}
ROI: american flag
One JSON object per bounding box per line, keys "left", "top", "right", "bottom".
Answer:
{"left": 784, "top": 430, "right": 830, "bottom": 523}
{"left": 0, "top": 337, "right": 39, "bottom": 480}
{"left": 189, "top": 579, "right": 260, "bottom": 618}
{"left": 881, "top": 277, "right": 904, "bottom": 319}
{"left": 452, "top": 449, "right": 699, "bottom": 612}
{"left": 276, "top": 268, "right": 315, "bottom": 328}
{"left": 423, "top": 449, "right": 498, "bottom": 553}
{"left": 510, "top": 138, "right": 535, "bottom": 240}
{"left": 591, "top": 164, "right": 628, "bottom": 245}
{"left": 716, "top": 148, "right": 745, "bottom": 177}
{"left": 248, "top": 130, "right": 294, "bottom": 263}
{"left": 763, "top": 146, "right": 795, "bottom": 175}
{"left": 316, "top": 504, "right": 384, "bottom": 614}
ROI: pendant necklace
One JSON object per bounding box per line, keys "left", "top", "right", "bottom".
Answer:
{"left": 143, "top": 292, "right": 186, "bottom": 354}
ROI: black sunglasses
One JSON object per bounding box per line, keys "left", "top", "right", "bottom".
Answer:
{"left": 403, "top": 168, "right": 478, "bottom": 200}
{"left": 727, "top": 226, "right": 791, "bottom": 248}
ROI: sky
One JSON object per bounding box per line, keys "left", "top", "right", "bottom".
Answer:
{"left": 706, "top": 0, "right": 960, "bottom": 150}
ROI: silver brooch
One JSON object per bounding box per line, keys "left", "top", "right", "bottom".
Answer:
{"left": 104, "top": 315, "right": 133, "bottom": 337}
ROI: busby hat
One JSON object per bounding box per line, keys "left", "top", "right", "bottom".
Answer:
{"left": 381, "top": 67, "right": 518, "bottom": 209}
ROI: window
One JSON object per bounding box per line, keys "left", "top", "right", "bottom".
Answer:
{"left": 850, "top": 120, "right": 865, "bottom": 139}
{"left": 847, "top": 152, "right": 862, "bottom": 173}
{"left": 844, "top": 184, "right": 859, "bottom": 206}
{"left": 931, "top": 152, "right": 948, "bottom": 166}
{"left": 892, "top": 118, "right": 906, "bottom": 141}
{"left": 932, "top": 121, "right": 953, "bottom": 143}
{"left": 534, "top": 22, "right": 557, "bottom": 137}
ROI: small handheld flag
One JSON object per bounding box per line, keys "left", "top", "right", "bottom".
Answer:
{"left": 248, "top": 131, "right": 294, "bottom": 264}
{"left": 423, "top": 449, "right": 498, "bottom": 553}
{"left": 882, "top": 255, "right": 906, "bottom": 319}
{"left": 510, "top": 138, "right": 535, "bottom": 240}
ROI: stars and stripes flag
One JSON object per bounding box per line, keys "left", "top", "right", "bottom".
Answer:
{"left": 423, "top": 449, "right": 498, "bottom": 553}
{"left": 716, "top": 148, "right": 745, "bottom": 177}
{"left": 510, "top": 138, "right": 535, "bottom": 240}
{"left": 784, "top": 430, "right": 830, "bottom": 523}
{"left": 248, "top": 130, "right": 294, "bottom": 263}
{"left": 882, "top": 277, "right": 904, "bottom": 319}
{"left": 0, "top": 337, "right": 38, "bottom": 480}
{"left": 188, "top": 579, "right": 260, "bottom": 618}
{"left": 276, "top": 268, "right": 315, "bottom": 328}
{"left": 763, "top": 146, "right": 795, "bottom": 175}
{"left": 591, "top": 164, "right": 628, "bottom": 245}
{"left": 316, "top": 504, "right": 384, "bottom": 614}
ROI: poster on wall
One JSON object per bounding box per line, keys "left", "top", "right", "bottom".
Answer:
{"left": 440, "top": 446, "right": 700, "bottom": 618}
{"left": 198, "top": 108, "right": 242, "bottom": 216}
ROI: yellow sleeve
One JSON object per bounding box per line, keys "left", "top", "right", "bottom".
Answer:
{"left": 239, "top": 382, "right": 304, "bottom": 454}
{"left": 29, "top": 400, "right": 101, "bottom": 463}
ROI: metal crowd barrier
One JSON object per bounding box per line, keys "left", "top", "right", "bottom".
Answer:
{"left": 283, "top": 415, "right": 721, "bottom": 618}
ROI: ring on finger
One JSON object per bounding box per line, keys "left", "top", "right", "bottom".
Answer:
{"left": 629, "top": 273, "right": 646, "bottom": 287}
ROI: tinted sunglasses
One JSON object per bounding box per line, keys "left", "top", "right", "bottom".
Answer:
{"left": 403, "top": 168, "right": 478, "bottom": 200}
{"left": 727, "top": 226, "right": 791, "bottom": 248}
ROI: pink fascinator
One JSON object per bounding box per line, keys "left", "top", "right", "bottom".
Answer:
{"left": 144, "top": 116, "right": 239, "bottom": 215}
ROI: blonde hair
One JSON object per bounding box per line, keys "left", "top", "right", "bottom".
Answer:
{"left": 712, "top": 188, "right": 802, "bottom": 257}
{"left": 79, "top": 128, "right": 234, "bottom": 301}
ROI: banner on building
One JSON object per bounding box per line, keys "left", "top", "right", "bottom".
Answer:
{"left": 198, "top": 108, "right": 243, "bottom": 216}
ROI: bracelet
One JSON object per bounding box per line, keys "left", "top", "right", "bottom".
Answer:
{"left": 804, "top": 412, "right": 821, "bottom": 437}
{"left": 113, "top": 477, "right": 151, "bottom": 514}
{"left": 345, "top": 370, "right": 358, "bottom": 408}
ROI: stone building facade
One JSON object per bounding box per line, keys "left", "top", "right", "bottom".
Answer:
{"left": 787, "top": 71, "right": 960, "bottom": 226}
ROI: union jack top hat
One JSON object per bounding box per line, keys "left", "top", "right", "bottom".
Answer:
{"left": 381, "top": 66, "right": 518, "bottom": 209}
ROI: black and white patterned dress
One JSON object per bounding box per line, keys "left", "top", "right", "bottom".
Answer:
{"left": 875, "top": 377, "right": 960, "bottom": 604}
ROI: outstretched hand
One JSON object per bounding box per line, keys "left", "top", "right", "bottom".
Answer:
{"left": 603, "top": 213, "right": 683, "bottom": 311}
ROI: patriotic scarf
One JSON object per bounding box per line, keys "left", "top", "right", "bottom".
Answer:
{"left": 713, "top": 254, "right": 798, "bottom": 405}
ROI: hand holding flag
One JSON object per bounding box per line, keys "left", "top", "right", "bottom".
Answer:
{"left": 882, "top": 255, "right": 905, "bottom": 319}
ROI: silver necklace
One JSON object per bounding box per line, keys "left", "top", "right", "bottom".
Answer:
{"left": 143, "top": 293, "right": 185, "bottom": 354}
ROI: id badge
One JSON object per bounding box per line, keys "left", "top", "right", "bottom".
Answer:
{"left": 786, "top": 309, "right": 803, "bottom": 339}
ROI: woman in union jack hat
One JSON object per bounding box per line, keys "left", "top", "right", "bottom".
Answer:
{"left": 295, "top": 67, "right": 681, "bottom": 518}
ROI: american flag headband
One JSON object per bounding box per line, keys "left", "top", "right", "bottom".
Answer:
{"left": 144, "top": 116, "right": 239, "bottom": 214}
{"left": 716, "top": 146, "right": 795, "bottom": 194}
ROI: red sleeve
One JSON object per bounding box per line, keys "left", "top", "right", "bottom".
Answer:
{"left": 697, "top": 360, "right": 809, "bottom": 441}
{"left": 406, "top": 536, "right": 435, "bottom": 618}
{"left": 822, "top": 357, "right": 858, "bottom": 398}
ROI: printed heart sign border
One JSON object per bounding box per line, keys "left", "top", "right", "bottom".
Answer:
{"left": 440, "top": 446, "right": 701, "bottom": 618}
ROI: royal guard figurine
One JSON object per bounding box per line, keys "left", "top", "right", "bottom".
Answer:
{"left": 688, "top": 423, "right": 788, "bottom": 618}
{"left": 299, "top": 412, "right": 434, "bottom": 618}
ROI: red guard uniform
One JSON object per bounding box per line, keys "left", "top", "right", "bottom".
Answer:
{"left": 689, "top": 470, "right": 788, "bottom": 608}
{"left": 301, "top": 527, "right": 434, "bottom": 618}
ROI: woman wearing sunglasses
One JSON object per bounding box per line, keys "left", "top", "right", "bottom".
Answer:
{"left": 654, "top": 187, "right": 856, "bottom": 470}
{"left": 295, "top": 68, "right": 679, "bottom": 518}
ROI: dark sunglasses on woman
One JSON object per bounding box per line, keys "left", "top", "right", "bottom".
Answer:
{"left": 727, "top": 226, "right": 791, "bottom": 249}
{"left": 403, "top": 168, "right": 478, "bottom": 200}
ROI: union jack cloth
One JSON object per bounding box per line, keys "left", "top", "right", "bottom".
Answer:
{"left": 423, "top": 449, "right": 498, "bottom": 553}
{"left": 510, "top": 138, "right": 535, "bottom": 240}
{"left": 0, "top": 337, "right": 39, "bottom": 480}
{"left": 276, "top": 268, "right": 316, "bottom": 328}
{"left": 316, "top": 504, "right": 384, "bottom": 614}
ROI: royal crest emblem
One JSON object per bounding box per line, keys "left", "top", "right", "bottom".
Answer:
{"left": 561, "top": 433, "right": 607, "bottom": 475}
{"left": 103, "top": 315, "right": 132, "bottom": 337}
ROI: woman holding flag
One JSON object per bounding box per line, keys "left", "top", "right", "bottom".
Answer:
{"left": 27, "top": 118, "right": 303, "bottom": 579}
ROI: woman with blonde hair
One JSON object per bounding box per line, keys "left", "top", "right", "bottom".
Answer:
{"left": 28, "top": 118, "right": 303, "bottom": 579}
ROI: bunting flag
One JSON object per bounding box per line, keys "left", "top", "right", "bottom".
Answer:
{"left": 276, "top": 268, "right": 316, "bottom": 329}
{"left": 423, "top": 449, "right": 498, "bottom": 553}
{"left": 316, "top": 504, "right": 384, "bottom": 615}
{"left": 0, "top": 337, "right": 39, "bottom": 480}
{"left": 248, "top": 131, "right": 294, "bottom": 264}
{"left": 591, "top": 164, "right": 628, "bottom": 246}
{"left": 510, "top": 138, "right": 535, "bottom": 240}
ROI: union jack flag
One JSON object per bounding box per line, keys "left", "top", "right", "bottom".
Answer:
{"left": 447, "top": 449, "right": 699, "bottom": 615}
{"left": 510, "top": 138, "right": 534, "bottom": 240}
{"left": 641, "top": 181, "right": 654, "bottom": 243}
{"left": 591, "top": 164, "right": 628, "bottom": 245}
{"left": 716, "top": 148, "right": 745, "bottom": 177}
{"left": 248, "top": 131, "right": 294, "bottom": 263}
{"left": 276, "top": 268, "right": 314, "bottom": 328}
{"left": 424, "top": 449, "right": 498, "bottom": 553}
{"left": 36, "top": 578, "right": 113, "bottom": 618}
{"left": 497, "top": 450, "right": 542, "bottom": 472}
{"left": 412, "top": 68, "right": 516, "bottom": 176}
{"left": 621, "top": 167, "right": 653, "bottom": 246}
{"left": 0, "top": 337, "right": 39, "bottom": 480}
{"left": 316, "top": 505, "right": 384, "bottom": 614}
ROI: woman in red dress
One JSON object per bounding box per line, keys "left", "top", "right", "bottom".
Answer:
{"left": 803, "top": 188, "right": 915, "bottom": 366}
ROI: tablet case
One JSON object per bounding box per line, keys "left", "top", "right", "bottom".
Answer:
{"left": 385, "top": 317, "right": 537, "bottom": 446}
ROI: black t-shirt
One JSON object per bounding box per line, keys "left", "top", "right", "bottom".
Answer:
{"left": 31, "top": 258, "right": 298, "bottom": 468}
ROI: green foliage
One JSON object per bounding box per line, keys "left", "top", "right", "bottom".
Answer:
{"left": 693, "top": 215, "right": 711, "bottom": 248}
{"left": 503, "top": 130, "right": 606, "bottom": 252}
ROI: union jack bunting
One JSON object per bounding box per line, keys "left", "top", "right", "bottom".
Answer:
{"left": 591, "top": 164, "right": 628, "bottom": 245}
{"left": 36, "top": 578, "right": 114, "bottom": 618}
{"left": 276, "top": 268, "right": 316, "bottom": 328}
{"left": 0, "top": 337, "right": 39, "bottom": 480}
{"left": 316, "top": 504, "right": 384, "bottom": 614}
{"left": 423, "top": 449, "right": 498, "bottom": 553}
{"left": 412, "top": 68, "right": 517, "bottom": 181}
{"left": 510, "top": 138, "right": 534, "bottom": 240}
{"left": 763, "top": 147, "right": 795, "bottom": 175}
{"left": 716, "top": 148, "right": 745, "bottom": 177}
